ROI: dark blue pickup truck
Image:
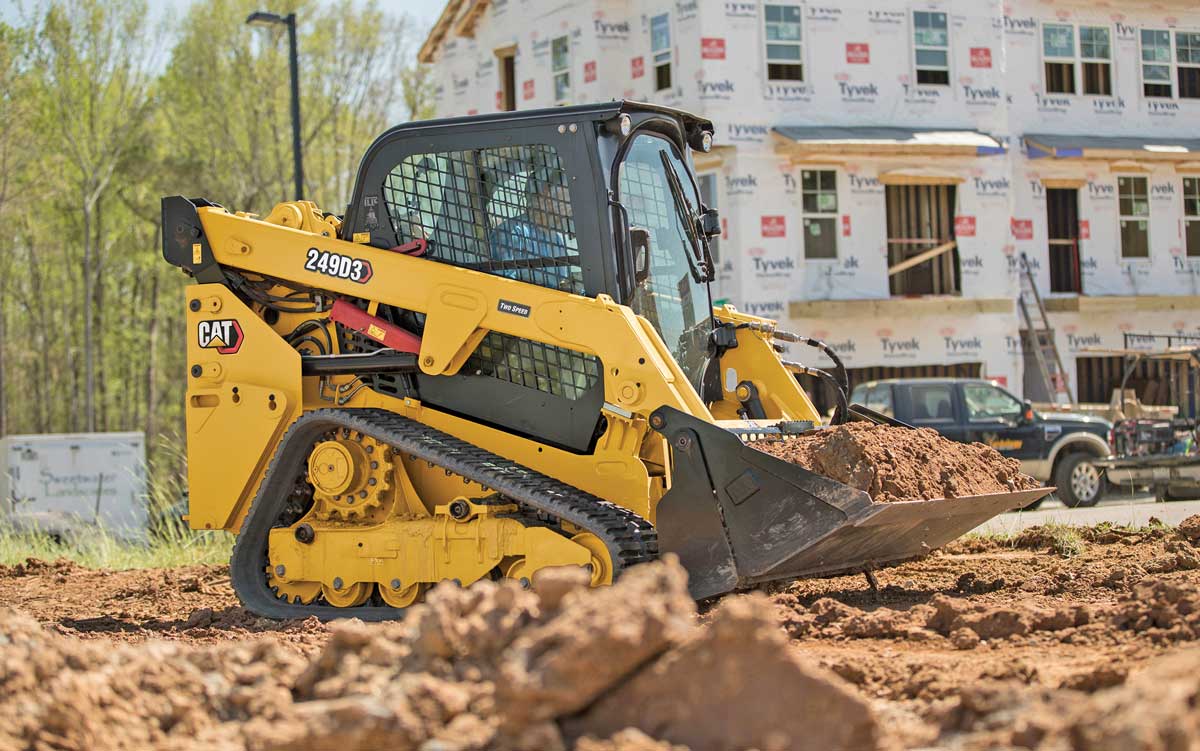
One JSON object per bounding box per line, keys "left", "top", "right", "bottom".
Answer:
{"left": 850, "top": 378, "right": 1112, "bottom": 508}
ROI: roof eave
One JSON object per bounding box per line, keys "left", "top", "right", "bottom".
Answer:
{"left": 418, "top": 0, "right": 465, "bottom": 64}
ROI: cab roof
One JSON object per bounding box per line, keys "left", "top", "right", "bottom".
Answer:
{"left": 373, "top": 100, "right": 714, "bottom": 141}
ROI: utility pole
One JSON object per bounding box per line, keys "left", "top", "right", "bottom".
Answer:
{"left": 247, "top": 11, "right": 305, "bottom": 200}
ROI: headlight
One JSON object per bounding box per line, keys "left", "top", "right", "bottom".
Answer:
{"left": 700, "top": 131, "right": 713, "bottom": 152}
{"left": 619, "top": 114, "right": 632, "bottom": 137}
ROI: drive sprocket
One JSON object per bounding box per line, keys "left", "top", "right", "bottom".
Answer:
{"left": 307, "top": 432, "right": 395, "bottom": 521}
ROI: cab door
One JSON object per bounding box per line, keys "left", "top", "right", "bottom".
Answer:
{"left": 959, "top": 382, "right": 1044, "bottom": 462}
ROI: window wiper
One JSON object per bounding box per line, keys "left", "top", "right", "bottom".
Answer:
{"left": 659, "top": 151, "right": 712, "bottom": 283}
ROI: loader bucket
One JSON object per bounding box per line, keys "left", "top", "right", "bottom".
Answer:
{"left": 649, "top": 406, "right": 1053, "bottom": 600}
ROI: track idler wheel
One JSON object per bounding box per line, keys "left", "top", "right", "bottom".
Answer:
{"left": 572, "top": 532, "right": 614, "bottom": 586}
{"left": 322, "top": 580, "right": 373, "bottom": 607}
{"left": 266, "top": 565, "right": 322, "bottom": 605}
{"left": 502, "top": 532, "right": 614, "bottom": 588}
{"left": 379, "top": 580, "right": 424, "bottom": 608}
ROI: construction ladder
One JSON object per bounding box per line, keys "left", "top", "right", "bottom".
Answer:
{"left": 1017, "top": 253, "right": 1075, "bottom": 405}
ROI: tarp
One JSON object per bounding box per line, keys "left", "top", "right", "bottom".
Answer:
{"left": 775, "top": 126, "right": 1006, "bottom": 156}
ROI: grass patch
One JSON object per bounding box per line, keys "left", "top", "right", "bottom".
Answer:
{"left": 1026, "top": 523, "right": 1085, "bottom": 558}
{"left": 0, "top": 524, "right": 233, "bottom": 569}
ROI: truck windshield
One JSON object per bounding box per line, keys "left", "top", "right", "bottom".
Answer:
{"left": 617, "top": 133, "right": 713, "bottom": 390}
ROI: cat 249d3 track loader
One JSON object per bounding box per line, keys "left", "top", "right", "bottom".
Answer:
{"left": 163, "top": 101, "right": 1049, "bottom": 619}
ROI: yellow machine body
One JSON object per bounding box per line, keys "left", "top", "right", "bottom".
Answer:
{"left": 181, "top": 199, "right": 820, "bottom": 610}
{"left": 170, "top": 102, "right": 1046, "bottom": 618}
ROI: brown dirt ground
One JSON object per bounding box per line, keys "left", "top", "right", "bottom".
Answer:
{"left": 4, "top": 519, "right": 1200, "bottom": 750}
{"left": 752, "top": 422, "right": 1039, "bottom": 502}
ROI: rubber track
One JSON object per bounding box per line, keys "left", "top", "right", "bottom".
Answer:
{"left": 230, "top": 408, "right": 658, "bottom": 620}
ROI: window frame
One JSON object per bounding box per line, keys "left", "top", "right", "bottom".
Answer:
{"left": 762, "top": 3, "right": 804, "bottom": 83}
{"left": 800, "top": 168, "right": 839, "bottom": 260}
{"left": 1117, "top": 175, "right": 1151, "bottom": 260}
{"left": 911, "top": 9, "right": 951, "bottom": 87}
{"left": 962, "top": 382, "right": 1024, "bottom": 423}
{"left": 907, "top": 383, "right": 958, "bottom": 424}
{"left": 1177, "top": 31, "right": 1200, "bottom": 99}
{"left": 1184, "top": 177, "right": 1200, "bottom": 257}
{"left": 551, "top": 34, "right": 571, "bottom": 105}
{"left": 1078, "top": 25, "right": 1113, "bottom": 96}
{"left": 863, "top": 384, "right": 895, "bottom": 418}
{"left": 1041, "top": 22, "right": 1115, "bottom": 96}
{"left": 1042, "top": 22, "right": 1078, "bottom": 94}
{"left": 1140, "top": 28, "right": 1174, "bottom": 98}
{"left": 650, "top": 12, "right": 673, "bottom": 92}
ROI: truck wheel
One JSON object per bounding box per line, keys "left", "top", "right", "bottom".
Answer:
{"left": 1055, "top": 452, "right": 1104, "bottom": 508}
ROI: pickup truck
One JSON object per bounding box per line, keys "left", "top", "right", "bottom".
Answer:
{"left": 849, "top": 378, "right": 1112, "bottom": 508}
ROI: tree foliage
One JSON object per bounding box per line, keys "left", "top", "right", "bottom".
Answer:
{"left": 0, "top": 0, "right": 432, "bottom": 459}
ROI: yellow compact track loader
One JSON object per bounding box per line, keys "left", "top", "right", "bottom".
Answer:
{"left": 163, "top": 101, "right": 1049, "bottom": 618}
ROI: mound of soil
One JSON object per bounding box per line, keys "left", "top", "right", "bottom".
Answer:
{"left": 0, "top": 558, "right": 879, "bottom": 751}
{"left": 753, "top": 422, "right": 1040, "bottom": 502}
{"left": 7, "top": 519, "right": 1200, "bottom": 749}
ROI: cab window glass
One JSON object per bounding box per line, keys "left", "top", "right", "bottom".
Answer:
{"left": 381, "top": 144, "right": 584, "bottom": 294}
{"left": 963, "top": 383, "right": 1023, "bottom": 421}
{"left": 864, "top": 385, "right": 894, "bottom": 417}
{"left": 909, "top": 384, "right": 955, "bottom": 421}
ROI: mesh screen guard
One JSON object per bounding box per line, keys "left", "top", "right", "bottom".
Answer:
{"left": 379, "top": 143, "right": 601, "bottom": 401}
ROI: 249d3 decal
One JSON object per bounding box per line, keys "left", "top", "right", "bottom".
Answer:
{"left": 304, "top": 248, "right": 373, "bottom": 283}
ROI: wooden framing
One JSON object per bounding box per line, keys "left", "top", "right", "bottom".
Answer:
{"left": 1045, "top": 187, "right": 1081, "bottom": 293}
{"left": 789, "top": 296, "right": 1013, "bottom": 319}
{"left": 887, "top": 241, "right": 956, "bottom": 276}
{"left": 1041, "top": 177, "right": 1086, "bottom": 189}
{"left": 1109, "top": 159, "right": 1153, "bottom": 173}
{"left": 453, "top": 0, "right": 490, "bottom": 38}
{"left": 419, "top": 0, "right": 466, "bottom": 63}
{"left": 879, "top": 168, "right": 964, "bottom": 186}
{"left": 885, "top": 184, "right": 960, "bottom": 296}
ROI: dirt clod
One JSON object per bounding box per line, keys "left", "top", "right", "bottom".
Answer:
{"left": 752, "top": 422, "right": 1039, "bottom": 502}
{"left": 569, "top": 593, "right": 878, "bottom": 751}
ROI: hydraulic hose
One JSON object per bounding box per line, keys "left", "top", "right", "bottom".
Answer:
{"left": 773, "top": 330, "right": 851, "bottom": 401}
{"left": 781, "top": 359, "right": 849, "bottom": 425}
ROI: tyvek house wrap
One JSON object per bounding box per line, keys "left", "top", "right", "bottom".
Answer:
{"left": 424, "top": 0, "right": 1200, "bottom": 391}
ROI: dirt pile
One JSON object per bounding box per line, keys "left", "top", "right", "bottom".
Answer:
{"left": 752, "top": 422, "right": 1039, "bottom": 502}
{"left": 0, "top": 558, "right": 880, "bottom": 751}
{"left": 776, "top": 520, "right": 1200, "bottom": 650}
{"left": 7, "top": 519, "right": 1200, "bottom": 749}
{"left": 779, "top": 590, "right": 1092, "bottom": 646}
{"left": 933, "top": 648, "right": 1200, "bottom": 751}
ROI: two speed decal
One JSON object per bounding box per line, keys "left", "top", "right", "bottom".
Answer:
{"left": 304, "top": 248, "right": 373, "bottom": 283}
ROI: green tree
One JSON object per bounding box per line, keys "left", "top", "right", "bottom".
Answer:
{"left": 0, "top": 0, "right": 432, "bottom": 475}
{"left": 160, "top": 0, "right": 420, "bottom": 212}
{"left": 31, "top": 0, "right": 159, "bottom": 432}
{"left": 0, "top": 22, "right": 31, "bottom": 436}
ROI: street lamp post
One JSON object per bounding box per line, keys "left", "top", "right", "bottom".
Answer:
{"left": 246, "top": 11, "right": 305, "bottom": 201}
